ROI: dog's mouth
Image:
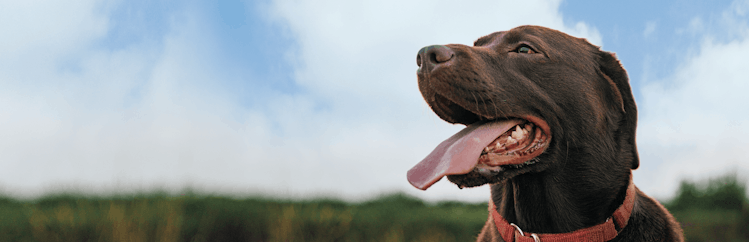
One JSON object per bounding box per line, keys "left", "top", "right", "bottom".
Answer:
{"left": 407, "top": 117, "right": 551, "bottom": 190}
{"left": 477, "top": 119, "right": 549, "bottom": 168}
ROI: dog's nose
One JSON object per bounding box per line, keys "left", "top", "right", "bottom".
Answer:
{"left": 417, "top": 45, "right": 454, "bottom": 73}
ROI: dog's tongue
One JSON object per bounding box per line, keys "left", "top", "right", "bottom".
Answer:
{"left": 407, "top": 119, "right": 523, "bottom": 190}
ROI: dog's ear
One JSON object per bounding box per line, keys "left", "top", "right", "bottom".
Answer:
{"left": 598, "top": 51, "right": 640, "bottom": 170}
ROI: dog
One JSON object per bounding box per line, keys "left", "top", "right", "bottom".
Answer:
{"left": 408, "top": 26, "right": 683, "bottom": 241}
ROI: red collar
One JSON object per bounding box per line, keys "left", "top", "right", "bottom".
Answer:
{"left": 489, "top": 179, "right": 636, "bottom": 242}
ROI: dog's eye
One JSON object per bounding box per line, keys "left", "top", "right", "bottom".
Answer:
{"left": 515, "top": 45, "right": 535, "bottom": 54}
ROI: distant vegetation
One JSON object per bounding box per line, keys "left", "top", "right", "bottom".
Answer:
{"left": 0, "top": 174, "right": 746, "bottom": 241}
{"left": 662, "top": 174, "right": 749, "bottom": 242}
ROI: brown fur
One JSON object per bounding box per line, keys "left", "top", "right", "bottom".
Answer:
{"left": 416, "top": 25, "right": 683, "bottom": 241}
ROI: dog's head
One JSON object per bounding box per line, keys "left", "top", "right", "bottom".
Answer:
{"left": 408, "top": 25, "right": 638, "bottom": 190}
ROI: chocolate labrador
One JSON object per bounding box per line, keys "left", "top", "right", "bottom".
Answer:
{"left": 408, "top": 26, "right": 683, "bottom": 241}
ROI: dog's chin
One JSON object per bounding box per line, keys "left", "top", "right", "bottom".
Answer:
{"left": 447, "top": 156, "right": 552, "bottom": 188}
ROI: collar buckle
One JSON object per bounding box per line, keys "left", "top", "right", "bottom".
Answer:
{"left": 510, "top": 223, "right": 540, "bottom": 242}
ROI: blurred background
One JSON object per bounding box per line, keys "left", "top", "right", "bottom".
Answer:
{"left": 1, "top": 0, "right": 748, "bottom": 241}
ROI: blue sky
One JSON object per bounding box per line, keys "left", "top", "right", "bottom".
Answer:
{"left": 1, "top": 0, "right": 748, "bottom": 202}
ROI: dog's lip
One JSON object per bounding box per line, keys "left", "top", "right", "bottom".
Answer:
{"left": 407, "top": 116, "right": 551, "bottom": 190}
{"left": 521, "top": 116, "right": 551, "bottom": 144}
{"left": 431, "top": 92, "right": 484, "bottom": 125}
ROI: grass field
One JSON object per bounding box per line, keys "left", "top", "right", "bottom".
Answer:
{"left": 0, "top": 174, "right": 746, "bottom": 242}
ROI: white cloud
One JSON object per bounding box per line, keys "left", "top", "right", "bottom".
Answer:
{"left": 636, "top": 8, "right": 749, "bottom": 199}
{"left": 0, "top": 1, "right": 108, "bottom": 62}
{"left": 643, "top": 20, "right": 657, "bottom": 38}
{"left": 0, "top": 2, "right": 270, "bottom": 197}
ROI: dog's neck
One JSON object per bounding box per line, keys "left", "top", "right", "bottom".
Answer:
{"left": 490, "top": 171, "right": 631, "bottom": 234}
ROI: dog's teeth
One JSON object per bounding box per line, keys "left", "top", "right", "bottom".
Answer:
{"left": 512, "top": 125, "right": 525, "bottom": 140}
{"left": 506, "top": 136, "right": 517, "bottom": 144}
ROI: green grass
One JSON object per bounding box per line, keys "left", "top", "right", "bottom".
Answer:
{"left": 0, "top": 192, "right": 489, "bottom": 242}
{"left": 0, "top": 174, "right": 746, "bottom": 241}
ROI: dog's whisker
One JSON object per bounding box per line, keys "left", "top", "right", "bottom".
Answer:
{"left": 489, "top": 94, "right": 500, "bottom": 119}
{"left": 478, "top": 91, "right": 499, "bottom": 119}
{"left": 470, "top": 92, "right": 482, "bottom": 119}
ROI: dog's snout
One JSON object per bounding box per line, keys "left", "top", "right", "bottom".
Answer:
{"left": 417, "top": 45, "right": 454, "bottom": 72}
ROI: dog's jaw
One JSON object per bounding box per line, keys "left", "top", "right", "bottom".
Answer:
{"left": 406, "top": 115, "right": 552, "bottom": 190}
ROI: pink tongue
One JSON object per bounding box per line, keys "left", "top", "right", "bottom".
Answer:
{"left": 407, "top": 119, "right": 523, "bottom": 190}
